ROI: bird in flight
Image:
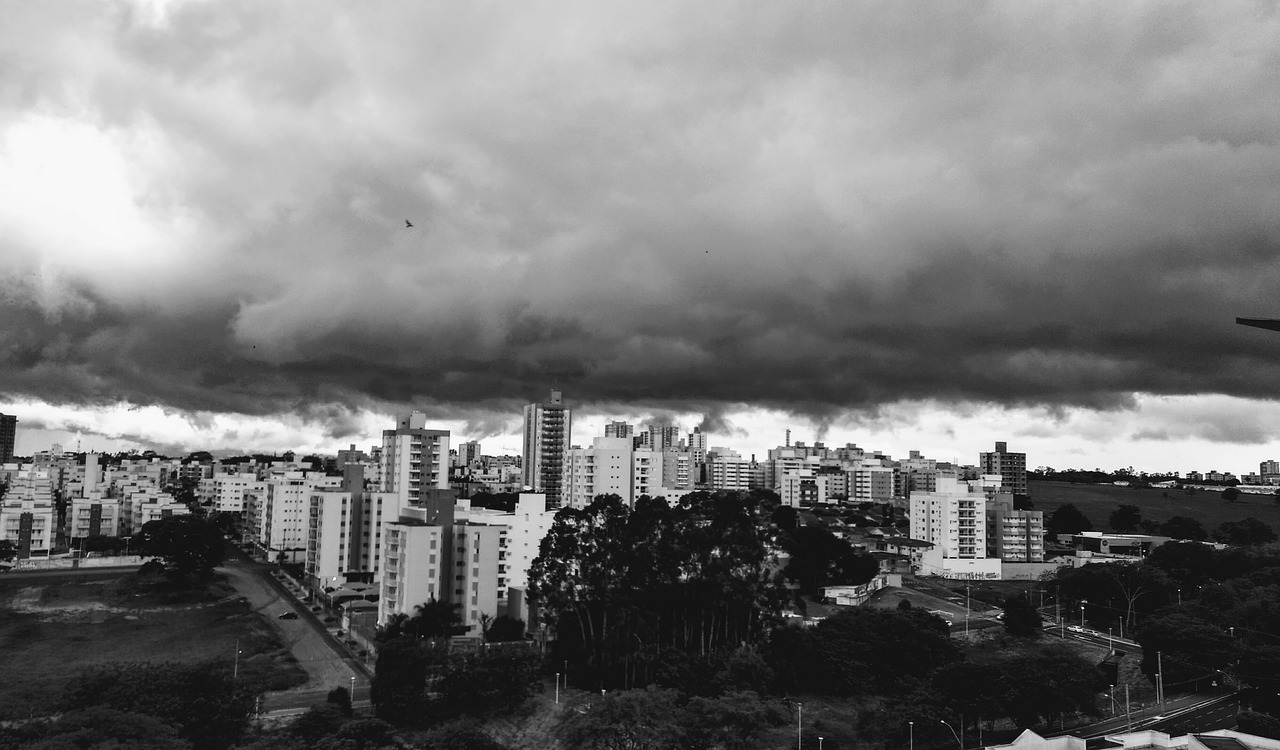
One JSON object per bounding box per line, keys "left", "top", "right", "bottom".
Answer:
{"left": 405, "top": 220, "right": 414, "bottom": 228}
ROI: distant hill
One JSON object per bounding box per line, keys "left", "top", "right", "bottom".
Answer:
{"left": 1029, "top": 480, "right": 1280, "bottom": 533}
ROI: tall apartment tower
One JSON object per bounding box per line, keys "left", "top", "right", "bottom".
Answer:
{"left": 687, "top": 427, "right": 708, "bottom": 464}
{"left": 522, "top": 390, "right": 571, "bottom": 509}
{"left": 979, "top": 441, "right": 1027, "bottom": 496}
{"left": 380, "top": 412, "right": 451, "bottom": 502}
{"left": 0, "top": 413, "right": 16, "bottom": 463}
{"left": 604, "top": 421, "right": 634, "bottom": 439}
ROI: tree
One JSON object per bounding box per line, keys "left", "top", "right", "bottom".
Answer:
{"left": 1216, "top": 518, "right": 1277, "bottom": 546}
{"left": 482, "top": 615, "right": 526, "bottom": 643}
{"left": 60, "top": 661, "right": 254, "bottom": 750}
{"left": 528, "top": 492, "right": 788, "bottom": 691}
{"left": 411, "top": 598, "right": 466, "bottom": 639}
{"left": 135, "top": 515, "right": 225, "bottom": 581}
{"left": 1055, "top": 563, "right": 1172, "bottom": 629}
{"left": 1223, "top": 487, "right": 1242, "bottom": 503}
{"left": 801, "top": 607, "right": 959, "bottom": 696}
{"left": 781, "top": 525, "right": 879, "bottom": 595}
{"left": 1110, "top": 505, "right": 1142, "bottom": 533}
{"left": 770, "top": 505, "right": 799, "bottom": 530}
{"left": 417, "top": 720, "right": 511, "bottom": 750}
{"left": 1239, "top": 710, "right": 1280, "bottom": 740}
{"left": 1144, "top": 541, "right": 1222, "bottom": 586}
{"left": 1002, "top": 593, "right": 1043, "bottom": 637}
{"left": 326, "top": 686, "right": 353, "bottom": 717}
{"left": 1158, "top": 516, "right": 1208, "bottom": 541}
{"left": 556, "top": 686, "right": 691, "bottom": 750}
{"left": 1134, "top": 611, "right": 1235, "bottom": 684}
{"left": 0, "top": 539, "right": 17, "bottom": 562}
{"left": 370, "top": 637, "right": 448, "bottom": 726}
{"left": 435, "top": 646, "right": 542, "bottom": 718}
{"left": 1046, "top": 504, "right": 1093, "bottom": 535}
{"left": 19, "top": 707, "right": 191, "bottom": 750}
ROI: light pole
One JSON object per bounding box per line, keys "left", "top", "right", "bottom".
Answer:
{"left": 797, "top": 702, "right": 803, "bottom": 750}
{"left": 940, "top": 719, "right": 962, "bottom": 749}
{"left": 909, "top": 721, "right": 914, "bottom": 750}
{"left": 555, "top": 673, "right": 560, "bottom": 704}
{"left": 350, "top": 675, "right": 356, "bottom": 702}
{"left": 1080, "top": 599, "right": 1087, "bottom": 628}
{"left": 1177, "top": 588, "right": 1182, "bottom": 605}
{"left": 819, "top": 737, "right": 824, "bottom": 750}
{"left": 233, "top": 638, "right": 241, "bottom": 680}
{"left": 1108, "top": 627, "right": 1113, "bottom": 651}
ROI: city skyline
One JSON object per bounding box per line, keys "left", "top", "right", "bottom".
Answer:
{"left": 3, "top": 3, "right": 1280, "bottom": 477}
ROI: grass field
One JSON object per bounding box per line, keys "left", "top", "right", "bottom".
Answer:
{"left": 1029, "top": 480, "right": 1280, "bottom": 534}
{"left": 0, "top": 572, "right": 305, "bottom": 721}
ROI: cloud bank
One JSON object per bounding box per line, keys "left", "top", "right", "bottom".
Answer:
{"left": 2, "top": 1, "right": 1279, "bottom": 455}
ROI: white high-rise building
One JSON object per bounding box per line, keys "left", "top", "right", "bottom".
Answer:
{"left": 910, "top": 476, "right": 1001, "bottom": 579}
{"left": 561, "top": 437, "right": 664, "bottom": 508}
{"left": 1, "top": 467, "right": 55, "bottom": 557}
{"left": 380, "top": 412, "right": 450, "bottom": 502}
{"left": 522, "top": 390, "right": 571, "bottom": 509}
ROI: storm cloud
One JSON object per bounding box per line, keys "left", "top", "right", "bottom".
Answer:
{"left": 2, "top": 1, "right": 1279, "bottom": 452}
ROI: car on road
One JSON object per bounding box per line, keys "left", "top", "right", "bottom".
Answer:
{"left": 1067, "top": 625, "right": 1085, "bottom": 633}
{"left": 278, "top": 611, "right": 299, "bottom": 620}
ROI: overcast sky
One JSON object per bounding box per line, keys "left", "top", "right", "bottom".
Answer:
{"left": 2, "top": 1, "right": 1279, "bottom": 474}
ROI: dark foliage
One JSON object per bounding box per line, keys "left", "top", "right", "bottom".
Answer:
{"left": 135, "top": 515, "right": 225, "bottom": 580}
{"left": 1045, "top": 503, "right": 1093, "bottom": 535}
{"left": 1001, "top": 593, "right": 1042, "bottom": 637}
{"left": 528, "top": 492, "right": 789, "bottom": 691}
{"left": 1109, "top": 504, "right": 1142, "bottom": 533}
{"left": 60, "top": 661, "right": 254, "bottom": 750}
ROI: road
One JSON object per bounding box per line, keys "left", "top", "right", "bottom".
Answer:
{"left": 217, "top": 557, "right": 369, "bottom": 709}
{"left": 1050, "top": 693, "right": 1237, "bottom": 741}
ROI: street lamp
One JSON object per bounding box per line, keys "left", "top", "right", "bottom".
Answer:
{"left": 1177, "top": 588, "right": 1182, "bottom": 605}
{"left": 940, "top": 719, "right": 962, "bottom": 749}
{"left": 555, "top": 673, "right": 560, "bottom": 704}
{"left": 819, "top": 737, "right": 824, "bottom": 750}
{"left": 1080, "top": 600, "right": 1087, "bottom": 628}
{"left": 797, "top": 702, "right": 803, "bottom": 750}
{"left": 909, "top": 721, "right": 914, "bottom": 750}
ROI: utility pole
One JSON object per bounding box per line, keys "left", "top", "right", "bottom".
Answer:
{"left": 1157, "top": 651, "right": 1165, "bottom": 710}
{"left": 1126, "top": 685, "right": 1132, "bottom": 732}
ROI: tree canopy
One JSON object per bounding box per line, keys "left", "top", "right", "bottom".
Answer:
{"left": 135, "top": 515, "right": 224, "bottom": 580}
{"left": 1045, "top": 504, "right": 1093, "bottom": 535}
{"left": 528, "top": 492, "right": 788, "bottom": 690}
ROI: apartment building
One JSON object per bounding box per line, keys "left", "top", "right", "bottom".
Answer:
{"left": 986, "top": 494, "right": 1045, "bottom": 563}
{"left": 198, "top": 471, "right": 266, "bottom": 515}
{"left": 246, "top": 470, "right": 341, "bottom": 559}
{"left": 979, "top": 441, "right": 1028, "bottom": 496}
{"left": 1, "top": 467, "right": 55, "bottom": 557}
{"left": 305, "top": 469, "right": 409, "bottom": 588}
{"left": 561, "top": 437, "right": 663, "bottom": 508}
{"left": 706, "top": 448, "right": 764, "bottom": 492}
{"left": 380, "top": 412, "right": 449, "bottom": 503}
{"left": 910, "top": 476, "right": 1000, "bottom": 579}
{"left": 119, "top": 486, "right": 188, "bottom": 534}
{"left": 522, "top": 390, "right": 572, "bottom": 508}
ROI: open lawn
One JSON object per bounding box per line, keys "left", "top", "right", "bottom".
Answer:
{"left": 0, "top": 571, "right": 305, "bottom": 721}
{"left": 1029, "top": 480, "right": 1280, "bottom": 534}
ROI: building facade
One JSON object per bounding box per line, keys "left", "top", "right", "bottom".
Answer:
{"left": 521, "top": 390, "right": 571, "bottom": 508}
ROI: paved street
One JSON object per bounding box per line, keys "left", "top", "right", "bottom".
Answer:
{"left": 218, "top": 557, "right": 368, "bottom": 707}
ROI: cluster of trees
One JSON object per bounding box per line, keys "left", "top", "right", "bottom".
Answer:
{"left": 1050, "top": 542, "right": 1280, "bottom": 734}
{"left": 0, "top": 661, "right": 257, "bottom": 750}
{"left": 135, "top": 514, "right": 226, "bottom": 581}
{"left": 369, "top": 638, "right": 543, "bottom": 729}
{"left": 528, "top": 492, "right": 794, "bottom": 690}
{"left": 1031, "top": 467, "right": 1182, "bottom": 486}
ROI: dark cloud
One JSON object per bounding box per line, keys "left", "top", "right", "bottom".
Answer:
{"left": 2, "top": 1, "right": 1279, "bottom": 445}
